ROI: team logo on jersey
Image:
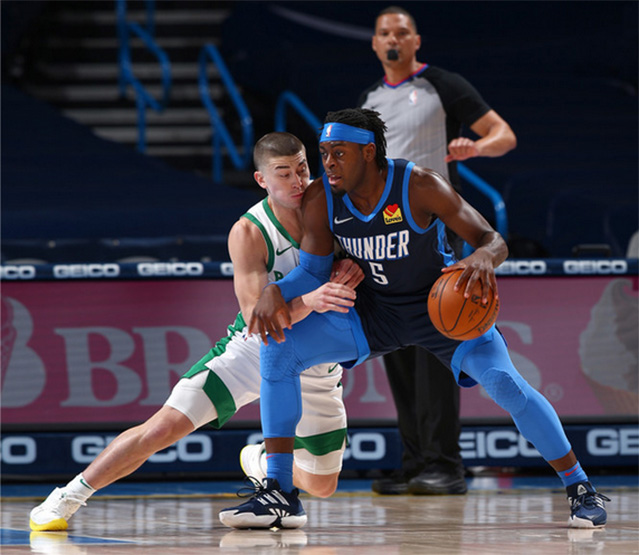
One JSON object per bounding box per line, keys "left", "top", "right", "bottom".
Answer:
{"left": 383, "top": 204, "right": 403, "bottom": 224}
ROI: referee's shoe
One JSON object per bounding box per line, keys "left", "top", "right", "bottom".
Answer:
{"left": 219, "top": 478, "right": 307, "bottom": 529}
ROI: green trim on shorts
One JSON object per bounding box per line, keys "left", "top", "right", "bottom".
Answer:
{"left": 242, "top": 212, "right": 275, "bottom": 272}
{"left": 294, "top": 427, "right": 347, "bottom": 456}
{"left": 203, "top": 370, "right": 237, "bottom": 429}
{"left": 180, "top": 312, "right": 246, "bottom": 428}
{"left": 182, "top": 312, "right": 246, "bottom": 379}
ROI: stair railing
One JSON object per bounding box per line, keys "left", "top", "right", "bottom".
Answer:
{"left": 273, "top": 90, "right": 509, "bottom": 252}
{"left": 116, "top": 0, "right": 171, "bottom": 153}
{"left": 199, "top": 44, "right": 253, "bottom": 183}
{"left": 274, "top": 90, "right": 323, "bottom": 175}
{"left": 456, "top": 164, "right": 509, "bottom": 256}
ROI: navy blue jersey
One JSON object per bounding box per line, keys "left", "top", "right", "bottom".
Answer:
{"left": 324, "top": 158, "right": 462, "bottom": 360}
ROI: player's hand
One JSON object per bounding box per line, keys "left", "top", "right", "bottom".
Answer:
{"left": 444, "top": 137, "right": 480, "bottom": 162}
{"left": 248, "top": 284, "right": 291, "bottom": 345}
{"left": 330, "top": 258, "right": 364, "bottom": 288}
{"left": 301, "top": 282, "right": 356, "bottom": 314}
{"left": 441, "top": 251, "right": 498, "bottom": 305}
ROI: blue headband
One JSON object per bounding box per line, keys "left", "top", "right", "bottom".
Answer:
{"left": 320, "top": 122, "right": 375, "bottom": 145}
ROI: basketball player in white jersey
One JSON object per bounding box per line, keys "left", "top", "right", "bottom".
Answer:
{"left": 29, "top": 132, "right": 362, "bottom": 532}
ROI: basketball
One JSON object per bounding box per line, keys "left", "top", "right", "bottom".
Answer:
{"left": 427, "top": 269, "right": 499, "bottom": 340}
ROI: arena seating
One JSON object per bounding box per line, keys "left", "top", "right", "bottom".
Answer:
{"left": 2, "top": 1, "right": 637, "bottom": 261}
{"left": 1, "top": 83, "right": 261, "bottom": 263}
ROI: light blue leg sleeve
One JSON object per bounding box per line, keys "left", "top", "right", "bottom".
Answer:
{"left": 258, "top": 311, "right": 366, "bottom": 438}
{"left": 259, "top": 335, "right": 303, "bottom": 438}
{"left": 459, "top": 329, "right": 571, "bottom": 462}
{"left": 261, "top": 374, "right": 302, "bottom": 438}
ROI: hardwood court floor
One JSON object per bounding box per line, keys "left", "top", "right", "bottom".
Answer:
{"left": 2, "top": 478, "right": 638, "bottom": 554}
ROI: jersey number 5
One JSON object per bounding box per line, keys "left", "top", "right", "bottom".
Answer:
{"left": 369, "top": 262, "right": 388, "bottom": 285}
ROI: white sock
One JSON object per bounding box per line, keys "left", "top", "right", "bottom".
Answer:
{"left": 66, "top": 473, "right": 96, "bottom": 501}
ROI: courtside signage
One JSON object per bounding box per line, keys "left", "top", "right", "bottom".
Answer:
{"left": 2, "top": 425, "right": 636, "bottom": 478}
{"left": 2, "top": 260, "right": 637, "bottom": 429}
{"left": 1, "top": 259, "right": 636, "bottom": 280}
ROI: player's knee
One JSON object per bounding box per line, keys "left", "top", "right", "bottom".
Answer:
{"left": 139, "top": 414, "right": 188, "bottom": 451}
{"left": 481, "top": 368, "right": 528, "bottom": 415}
{"left": 301, "top": 473, "right": 338, "bottom": 498}
{"left": 261, "top": 340, "right": 298, "bottom": 381}
{"left": 143, "top": 423, "right": 174, "bottom": 450}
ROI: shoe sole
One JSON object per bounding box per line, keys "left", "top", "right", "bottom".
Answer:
{"left": 408, "top": 483, "right": 468, "bottom": 495}
{"left": 30, "top": 518, "right": 69, "bottom": 532}
{"left": 408, "top": 487, "right": 468, "bottom": 495}
{"left": 568, "top": 516, "right": 606, "bottom": 529}
{"left": 219, "top": 511, "right": 307, "bottom": 529}
{"left": 371, "top": 486, "right": 410, "bottom": 495}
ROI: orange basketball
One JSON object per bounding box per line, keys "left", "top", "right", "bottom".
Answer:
{"left": 427, "top": 269, "right": 499, "bottom": 341}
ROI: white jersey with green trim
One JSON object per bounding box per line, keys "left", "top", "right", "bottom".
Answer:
{"left": 241, "top": 198, "right": 342, "bottom": 384}
{"left": 165, "top": 195, "right": 346, "bottom": 469}
{"left": 242, "top": 197, "right": 300, "bottom": 283}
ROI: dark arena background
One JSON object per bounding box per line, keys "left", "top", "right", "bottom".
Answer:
{"left": 1, "top": 1, "right": 638, "bottom": 553}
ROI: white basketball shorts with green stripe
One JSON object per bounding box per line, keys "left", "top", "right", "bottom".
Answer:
{"left": 164, "top": 313, "right": 347, "bottom": 476}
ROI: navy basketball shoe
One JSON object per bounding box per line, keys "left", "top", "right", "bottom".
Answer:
{"left": 567, "top": 481, "right": 610, "bottom": 528}
{"left": 219, "top": 478, "right": 307, "bottom": 529}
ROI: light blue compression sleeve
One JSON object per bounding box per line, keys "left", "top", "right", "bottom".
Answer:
{"left": 457, "top": 328, "right": 572, "bottom": 462}
{"left": 273, "top": 250, "right": 333, "bottom": 302}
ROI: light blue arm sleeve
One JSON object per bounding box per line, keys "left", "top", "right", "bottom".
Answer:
{"left": 274, "top": 250, "right": 333, "bottom": 302}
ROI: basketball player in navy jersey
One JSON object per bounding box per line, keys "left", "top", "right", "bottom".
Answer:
{"left": 359, "top": 5, "right": 518, "bottom": 496}
{"left": 219, "top": 108, "right": 608, "bottom": 531}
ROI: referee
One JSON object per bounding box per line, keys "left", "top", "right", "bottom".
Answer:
{"left": 358, "top": 5, "right": 516, "bottom": 495}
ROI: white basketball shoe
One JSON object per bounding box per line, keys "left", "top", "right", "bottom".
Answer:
{"left": 239, "top": 442, "right": 267, "bottom": 482}
{"left": 30, "top": 488, "right": 86, "bottom": 531}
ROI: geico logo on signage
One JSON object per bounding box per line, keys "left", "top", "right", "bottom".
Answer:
{"left": 460, "top": 430, "right": 542, "bottom": 459}
{"left": 2, "top": 428, "right": 637, "bottom": 467}
{"left": 0, "top": 435, "right": 214, "bottom": 465}
{"left": 587, "top": 428, "right": 639, "bottom": 456}
{"left": 0, "top": 265, "right": 37, "bottom": 280}
{"left": 0, "top": 436, "right": 37, "bottom": 464}
{"left": 563, "top": 260, "right": 627, "bottom": 274}
{"left": 70, "top": 435, "right": 212, "bottom": 464}
{"left": 344, "top": 433, "right": 386, "bottom": 461}
{"left": 137, "top": 263, "right": 204, "bottom": 277}
{"left": 460, "top": 428, "right": 639, "bottom": 460}
{"left": 53, "top": 264, "right": 120, "bottom": 278}
{"left": 495, "top": 260, "right": 547, "bottom": 275}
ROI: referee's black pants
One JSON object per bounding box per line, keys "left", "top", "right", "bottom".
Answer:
{"left": 383, "top": 345, "right": 464, "bottom": 478}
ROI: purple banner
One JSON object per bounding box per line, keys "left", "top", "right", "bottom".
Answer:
{"left": 2, "top": 274, "right": 637, "bottom": 427}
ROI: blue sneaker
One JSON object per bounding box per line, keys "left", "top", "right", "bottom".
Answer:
{"left": 567, "top": 481, "right": 610, "bottom": 528}
{"left": 219, "top": 478, "right": 307, "bottom": 529}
